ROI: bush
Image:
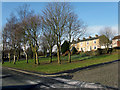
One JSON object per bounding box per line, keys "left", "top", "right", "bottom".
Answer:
{"left": 80, "top": 51, "right": 86, "bottom": 57}
{"left": 85, "top": 50, "right": 101, "bottom": 56}
{"left": 76, "top": 51, "right": 80, "bottom": 55}
{"left": 102, "top": 49, "right": 108, "bottom": 54}
{"left": 38, "top": 51, "right": 44, "bottom": 56}
{"left": 107, "top": 48, "right": 113, "bottom": 54}
{"left": 71, "top": 47, "right": 78, "bottom": 55}
{"left": 61, "top": 40, "right": 69, "bottom": 54}
{"left": 85, "top": 51, "right": 91, "bottom": 56}
{"left": 112, "top": 48, "right": 117, "bottom": 52}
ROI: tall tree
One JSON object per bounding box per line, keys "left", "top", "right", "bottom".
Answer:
{"left": 99, "top": 26, "right": 115, "bottom": 51}
{"left": 2, "top": 25, "right": 8, "bottom": 64}
{"left": 66, "top": 12, "right": 87, "bottom": 63}
{"left": 17, "top": 4, "right": 34, "bottom": 63}
{"left": 41, "top": 31, "right": 56, "bottom": 63}
{"left": 5, "top": 13, "right": 21, "bottom": 64}
{"left": 40, "top": 36, "right": 48, "bottom": 57}
{"left": 24, "top": 15, "right": 41, "bottom": 65}
{"left": 61, "top": 40, "right": 69, "bottom": 54}
{"left": 42, "top": 2, "right": 71, "bottom": 64}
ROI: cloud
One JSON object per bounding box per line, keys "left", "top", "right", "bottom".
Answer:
{"left": 87, "top": 25, "right": 118, "bottom": 36}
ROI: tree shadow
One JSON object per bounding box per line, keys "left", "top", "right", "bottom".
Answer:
{"left": 2, "top": 75, "right": 12, "bottom": 79}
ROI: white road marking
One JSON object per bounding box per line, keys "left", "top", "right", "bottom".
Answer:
{"left": 67, "top": 81, "right": 80, "bottom": 85}
{"left": 54, "top": 77, "right": 104, "bottom": 88}
{"left": 26, "top": 80, "right": 38, "bottom": 84}
{"left": 36, "top": 80, "right": 41, "bottom": 83}
{"left": 54, "top": 78, "right": 71, "bottom": 82}
{"left": 54, "top": 77, "right": 80, "bottom": 85}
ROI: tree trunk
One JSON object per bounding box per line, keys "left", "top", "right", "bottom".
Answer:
{"left": 36, "top": 52, "right": 39, "bottom": 65}
{"left": 19, "top": 49, "right": 20, "bottom": 59}
{"left": 2, "top": 52, "right": 4, "bottom": 64}
{"left": 2, "top": 43, "right": 4, "bottom": 64}
{"left": 25, "top": 53, "right": 28, "bottom": 63}
{"left": 17, "top": 55, "right": 19, "bottom": 61}
{"left": 68, "top": 50, "right": 71, "bottom": 63}
{"left": 13, "top": 54, "right": 16, "bottom": 64}
{"left": 8, "top": 53, "right": 11, "bottom": 63}
{"left": 57, "top": 44, "right": 61, "bottom": 64}
{"left": 24, "top": 44, "right": 28, "bottom": 63}
{"left": 2, "top": 59, "right": 4, "bottom": 64}
{"left": 33, "top": 52, "right": 36, "bottom": 64}
{"left": 107, "top": 43, "right": 109, "bottom": 53}
{"left": 49, "top": 47, "right": 52, "bottom": 63}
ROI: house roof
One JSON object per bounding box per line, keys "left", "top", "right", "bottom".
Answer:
{"left": 72, "top": 37, "right": 99, "bottom": 44}
{"left": 112, "top": 35, "right": 120, "bottom": 40}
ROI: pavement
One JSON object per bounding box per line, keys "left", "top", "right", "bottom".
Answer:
{"left": 71, "top": 61, "right": 119, "bottom": 89}
{"left": 1, "top": 67, "right": 118, "bottom": 90}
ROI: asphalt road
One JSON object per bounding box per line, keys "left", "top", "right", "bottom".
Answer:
{"left": 72, "top": 61, "right": 119, "bottom": 88}
{"left": 1, "top": 67, "right": 116, "bottom": 90}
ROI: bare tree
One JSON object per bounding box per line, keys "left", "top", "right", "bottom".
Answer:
{"left": 41, "top": 31, "right": 56, "bottom": 63}
{"left": 2, "top": 25, "right": 8, "bottom": 64}
{"left": 40, "top": 36, "right": 49, "bottom": 57}
{"left": 99, "top": 26, "right": 115, "bottom": 50}
{"left": 42, "top": 2, "right": 71, "bottom": 64}
{"left": 66, "top": 12, "right": 87, "bottom": 63}
{"left": 100, "top": 26, "right": 115, "bottom": 41}
{"left": 17, "top": 4, "right": 34, "bottom": 63}
{"left": 24, "top": 15, "right": 41, "bottom": 65}
{"left": 4, "top": 13, "right": 21, "bottom": 64}
{"left": 14, "top": 23, "right": 23, "bottom": 62}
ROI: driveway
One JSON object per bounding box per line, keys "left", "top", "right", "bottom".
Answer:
{"left": 71, "top": 61, "right": 119, "bottom": 88}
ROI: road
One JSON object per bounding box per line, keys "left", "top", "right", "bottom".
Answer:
{"left": 72, "top": 61, "right": 119, "bottom": 88}
{"left": 1, "top": 67, "right": 116, "bottom": 90}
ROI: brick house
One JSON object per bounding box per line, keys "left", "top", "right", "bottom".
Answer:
{"left": 112, "top": 35, "right": 120, "bottom": 48}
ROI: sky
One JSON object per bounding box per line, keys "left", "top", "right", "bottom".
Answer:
{"left": 1, "top": 2, "right": 118, "bottom": 37}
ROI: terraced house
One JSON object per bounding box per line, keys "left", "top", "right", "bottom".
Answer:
{"left": 71, "top": 35, "right": 107, "bottom": 52}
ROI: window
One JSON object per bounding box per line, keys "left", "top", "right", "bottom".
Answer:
{"left": 87, "top": 42, "right": 89, "bottom": 45}
{"left": 90, "top": 46, "right": 92, "bottom": 51}
{"left": 81, "top": 42, "right": 82, "bottom": 46}
{"left": 94, "top": 46, "right": 96, "bottom": 49}
{"left": 94, "top": 40, "right": 96, "bottom": 44}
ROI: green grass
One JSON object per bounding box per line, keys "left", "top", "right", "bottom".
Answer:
{"left": 3, "top": 53, "right": 118, "bottom": 74}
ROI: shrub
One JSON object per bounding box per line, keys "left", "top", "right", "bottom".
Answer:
{"left": 80, "top": 51, "right": 87, "bottom": 57}
{"left": 71, "top": 47, "right": 78, "bottom": 55}
{"left": 76, "top": 51, "right": 80, "bottom": 55}
{"left": 85, "top": 50, "right": 100, "bottom": 56}
{"left": 85, "top": 51, "right": 91, "bottom": 56}
{"left": 61, "top": 40, "right": 69, "bottom": 54}
{"left": 62, "top": 51, "right": 69, "bottom": 56}
{"left": 38, "top": 51, "right": 44, "bottom": 56}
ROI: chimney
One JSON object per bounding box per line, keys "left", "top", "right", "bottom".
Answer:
{"left": 95, "top": 34, "right": 98, "bottom": 38}
{"left": 83, "top": 37, "right": 85, "bottom": 40}
{"left": 77, "top": 38, "right": 80, "bottom": 41}
{"left": 89, "top": 36, "right": 92, "bottom": 39}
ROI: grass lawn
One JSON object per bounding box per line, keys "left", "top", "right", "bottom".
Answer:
{"left": 3, "top": 53, "right": 118, "bottom": 74}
